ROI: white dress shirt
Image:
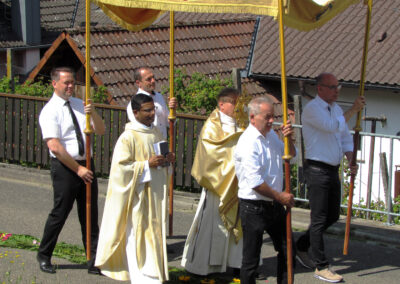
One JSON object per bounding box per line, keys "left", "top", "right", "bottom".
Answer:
{"left": 234, "top": 124, "right": 285, "bottom": 201}
{"left": 126, "top": 88, "right": 170, "bottom": 139}
{"left": 39, "top": 94, "right": 88, "bottom": 160}
{"left": 302, "top": 95, "right": 353, "bottom": 166}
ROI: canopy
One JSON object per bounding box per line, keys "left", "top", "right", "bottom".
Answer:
{"left": 91, "top": 0, "right": 360, "bottom": 31}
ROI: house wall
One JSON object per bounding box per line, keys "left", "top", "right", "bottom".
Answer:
{"left": 0, "top": 48, "right": 40, "bottom": 81}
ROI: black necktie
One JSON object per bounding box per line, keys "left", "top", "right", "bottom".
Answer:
{"left": 65, "top": 101, "right": 84, "bottom": 156}
{"left": 327, "top": 106, "right": 331, "bottom": 112}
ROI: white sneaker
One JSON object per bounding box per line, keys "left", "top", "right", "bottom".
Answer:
{"left": 314, "top": 268, "right": 343, "bottom": 283}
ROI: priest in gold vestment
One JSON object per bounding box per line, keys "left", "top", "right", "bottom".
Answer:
{"left": 181, "top": 87, "right": 244, "bottom": 276}
{"left": 95, "top": 94, "right": 175, "bottom": 283}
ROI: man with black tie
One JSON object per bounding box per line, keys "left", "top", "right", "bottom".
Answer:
{"left": 37, "top": 67, "right": 105, "bottom": 274}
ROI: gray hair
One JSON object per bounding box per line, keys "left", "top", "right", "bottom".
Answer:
{"left": 248, "top": 96, "right": 273, "bottom": 118}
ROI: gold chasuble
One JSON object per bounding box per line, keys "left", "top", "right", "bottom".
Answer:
{"left": 95, "top": 122, "right": 169, "bottom": 281}
{"left": 191, "top": 109, "right": 243, "bottom": 241}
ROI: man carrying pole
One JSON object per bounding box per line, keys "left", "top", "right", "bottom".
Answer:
{"left": 234, "top": 96, "right": 296, "bottom": 284}
{"left": 126, "top": 67, "right": 177, "bottom": 140}
{"left": 36, "top": 67, "right": 105, "bottom": 274}
{"left": 295, "top": 72, "right": 361, "bottom": 283}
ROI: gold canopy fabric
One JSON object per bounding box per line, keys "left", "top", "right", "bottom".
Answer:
{"left": 191, "top": 109, "right": 243, "bottom": 241}
{"left": 92, "top": 0, "right": 360, "bottom": 31}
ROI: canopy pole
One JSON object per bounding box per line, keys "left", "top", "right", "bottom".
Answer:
{"left": 278, "top": 1, "right": 293, "bottom": 283}
{"left": 84, "top": 0, "right": 93, "bottom": 261}
{"left": 168, "top": 11, "right": 176, "bottom": 237}
{"left": 343, "top": 0, "right": 372, "bottom": 255}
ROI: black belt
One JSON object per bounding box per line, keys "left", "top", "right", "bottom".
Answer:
{"left": 240, "top": 198, "right": 275, "bottom": 206}
{"left": 51, "top": 157, "right": 86, "bottom": 165}
{"left": 306, "top": 159, "right": 339, "bottom": 171}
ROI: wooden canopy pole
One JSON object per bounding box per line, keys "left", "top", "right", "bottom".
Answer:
{"left": 278, "top": 1, "right": 293, "bottom": 283}
{"left": 343, "top": 0, "right": 372, "bottom": 255}
{"left": 84, "top": 0, "right": 93, "bottom": 261}
{"left": 168, "top": 11, "right": 176, "bottom": 237}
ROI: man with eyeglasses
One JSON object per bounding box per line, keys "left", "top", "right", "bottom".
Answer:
{"left": 96, "top": 94, "right": 175, "bottom": 283}
{"left": 295, "top": 73, "right": 363, "bottom": 283}
{"left": 126, "top": 67, "right": 177, "bottom": 139}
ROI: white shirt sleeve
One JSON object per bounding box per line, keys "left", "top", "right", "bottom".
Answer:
{"left": 237, "top": 140, "right": 265, "bottom": 190}
{"left": 39, "top": 107, "right": 60, "bottom": 140}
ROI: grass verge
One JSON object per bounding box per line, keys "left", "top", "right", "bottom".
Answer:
{"left": 1, "top": 232, "right": 241, "bottom": 283}
{"left": 0, "top": 232, "right": 86, "bottom": 264}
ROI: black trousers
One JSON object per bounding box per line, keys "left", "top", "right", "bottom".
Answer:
{"left": 296, "top": 160, "right": 341, "bottom": 270}
{"left": 38, "top": 158, "right": 99, "bottom": 266}
{"left": 239, "top": 198, "right": 294, "bottom": 284}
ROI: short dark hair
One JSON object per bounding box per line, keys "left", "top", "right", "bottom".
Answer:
{"left": 131, "top": 93, "right": 154, "bottom": 112}
{"left": 51, "top": 67, "right": 75, "bottom": 81}
{"left": 134, "top": 67, "right": 151, "bottom": 82}
{"left": 217, "top": 87, "right": 239, "bottom": 102}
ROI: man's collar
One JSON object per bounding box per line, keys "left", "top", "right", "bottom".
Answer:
{"left": 131, "top": 119, "right": 153, "bottom": 130}
{"left": 52, "top": 93, "right": 68, "bottom": 105}
{"left": 315, "top": 95, "right": 331, "bottom": 107}
{"left": 137, "top": 88, "right": 156, "bottom": 96}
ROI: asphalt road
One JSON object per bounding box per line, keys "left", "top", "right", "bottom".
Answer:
{"left": 1, "top": 164, "right": 400, "bottom": 283}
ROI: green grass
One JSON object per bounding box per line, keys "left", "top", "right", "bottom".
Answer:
{"left": 0, "top": 232, "right": 87, "bottom": 264}
{"left": 0, "top": 232, "right": 241, "bottom": 284}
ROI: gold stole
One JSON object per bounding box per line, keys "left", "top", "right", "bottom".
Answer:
{"left": 191, "top": 109, "right": 243, "bottom": 241}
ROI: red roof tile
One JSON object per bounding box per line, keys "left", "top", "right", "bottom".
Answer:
{"left": 251, "top": 0, "right": 400, "bottom": 87}
{"left": 67, "top": 20, "right": 256, "bottom": 105}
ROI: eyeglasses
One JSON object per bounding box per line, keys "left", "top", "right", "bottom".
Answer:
{"left": 140, "top": 106, "right": 156, "bottom": 113}
{"left": 319, "top": 84, "right": 342, "bottom": 91}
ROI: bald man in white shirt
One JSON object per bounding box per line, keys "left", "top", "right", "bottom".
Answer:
{"left": 126, "top": 67, "right": 177, "bottom": 139}
{"left": 296, "top": 73, "right": 361, "bottom": 283}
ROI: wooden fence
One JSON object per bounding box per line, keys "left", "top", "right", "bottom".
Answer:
{"left": 0, "top": 93, "right": 206, "bottom": 192}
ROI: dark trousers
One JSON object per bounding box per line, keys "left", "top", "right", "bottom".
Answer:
{"left": 239, "top": 198, "right": 294, "bottom": 284}
{"left": 38, "top": 158, "right": 99, "bottom": 266}
{"left": 296, "top": 161, "right": 341, "bottom": 270}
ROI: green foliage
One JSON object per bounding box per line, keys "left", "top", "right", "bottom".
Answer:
{"left": 91, "top": 85, "right": 109, "bottom": 103}
{"left": 0, "top": 76, "right": 108, "bottom": 103}
{"left": 0, "top": 76, "right": 13, "bottom": 93}
{"left": 0, "top": 232, "right": 87, "bottom": 264}
{"left": 17, "top": 77, "right": 54, "bottom": 97}
{"left": 162, "top": 68, "right": 233, "bottom": 115}
{"left": 341, "top": 196, "right": 400, "bottom": 225}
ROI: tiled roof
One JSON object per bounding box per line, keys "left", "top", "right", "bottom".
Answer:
{"left": 250, "top": 0, "right": 400, "bottom": 88}
{"left": 40, "top": 0, "right": 116, "bottom": 30}
{"left": 67, "top": 20, "right": 256, "bottom": 106}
